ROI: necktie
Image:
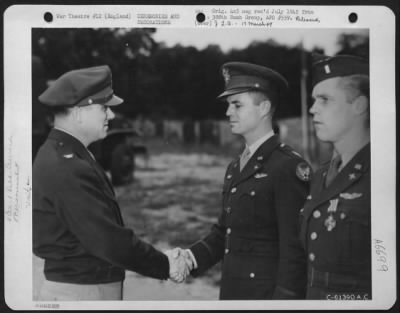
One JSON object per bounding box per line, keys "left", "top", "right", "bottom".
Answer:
{"left": 240, "top": 147, "right": 251, "bottom": 171}
{"left": 325, "top": 154, "right": 342, "bottom": 187}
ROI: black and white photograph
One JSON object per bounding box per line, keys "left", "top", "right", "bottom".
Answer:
{"left": 3, "top": 4, "right": 396, "bottom": 311}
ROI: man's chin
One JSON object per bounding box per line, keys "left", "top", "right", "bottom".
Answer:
{"left": 315, "top": 132, "right": 332, "bottom": 143}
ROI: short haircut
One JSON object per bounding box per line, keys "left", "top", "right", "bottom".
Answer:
{"left": 338, "top": 74, "right": 369, "bottom": 102}
{"left": 48, "top": 106, "right": 73, "bottom": 117}
{"left": 248, "top": 89, "right": 278, "bottom": 116}
{"left": 339, "top": 74, "right": 370, "bottom": 127}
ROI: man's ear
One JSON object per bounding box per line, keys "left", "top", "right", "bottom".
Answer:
{"left": 259, "top": 99, "right": 272, "bottom": 117}
{"left": 352, "top": 95, "right": 369, "bottom": 116}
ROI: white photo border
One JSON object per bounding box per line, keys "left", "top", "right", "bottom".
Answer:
{"left": 3, "top": 4, "right": 396, "bottom": 310}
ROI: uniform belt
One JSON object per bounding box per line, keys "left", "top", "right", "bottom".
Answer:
{"left": 224, "top": 236, "right": 278, "bottom": 255}
{"left": 308, "top": 267, "right": 370, "bottom": 290}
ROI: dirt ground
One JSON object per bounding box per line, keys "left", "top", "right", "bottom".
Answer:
{"left": 33, "top": 144, "right": 235, "bottom": 300}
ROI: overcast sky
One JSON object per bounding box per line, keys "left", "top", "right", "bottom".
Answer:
{"left": 153, "top": 28, "right": 368, "bottom": 55}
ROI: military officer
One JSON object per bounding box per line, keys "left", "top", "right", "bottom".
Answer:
{"left": 33, "top": 65, "right": 183, "bottom": 300}
{"left": 176, "top": 62, "right": 311, "bottom": 299}
{"left": 300, "top": 55, "right": 371, "bottom": 299}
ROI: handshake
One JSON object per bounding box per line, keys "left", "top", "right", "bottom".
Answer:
{"left": 164, "top": 248, "right": 196, "bottom": 283}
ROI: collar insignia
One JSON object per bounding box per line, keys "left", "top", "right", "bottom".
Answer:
{"left": 349, "top": 173, "right": 356, "bottom": 180}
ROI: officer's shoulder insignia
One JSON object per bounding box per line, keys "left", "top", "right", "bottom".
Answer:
{"left": 63, "top": 153, "right": 74, "bottom": 159}
{"left": 291, "top": 150, "right": 302, "bottom": 158}
{"left": 296, "top": 162, "right": 311, "bottom": 181}
{"left": 354, "top": 164, "right": 362, "bottom": 170}
{"left": 340, "top": 192, "right": 362, "bottom": 199}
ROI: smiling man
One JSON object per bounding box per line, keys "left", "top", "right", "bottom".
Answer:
{"left": 33, "top": 65, "right": 183, "bottom": 300}
{"left": 300, "top": 55, "right": 371, "bottom": 299}
{"left": 172, "top": 62, "right": 311, "bottom": 299}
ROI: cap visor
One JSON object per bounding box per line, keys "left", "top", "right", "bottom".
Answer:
{"left": 105, "top": 94, "right": 124, "bottom": 106}
{"left": 217, "top": 87, "right": 253, "bottom": 99}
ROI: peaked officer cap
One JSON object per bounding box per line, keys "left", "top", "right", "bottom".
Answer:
{"left": 39, "top": 65, "right": 123, "bottom": 107}
{"left": 217, "top": 62, "right": 288, "bottom": 99}
{"left": 312, "top": 54, "right": 369, "bottom": 87}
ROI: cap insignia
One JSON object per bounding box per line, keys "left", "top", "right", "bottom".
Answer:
{"left": 88, "top": 98, "right": 93, "bottom": 104}
{"left": 222, "top": 68, "right": 230, "bottom": 84}
{"left": 324, "top": 64, "right": 331, "bottom": 74}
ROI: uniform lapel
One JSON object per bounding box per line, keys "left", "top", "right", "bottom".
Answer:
{"left": 232, "top": 135, "right": 280, "bottom": 187}
{"left": 303, "top": 143, "right": 370, "bottom": 221}
{"left": 226, "top": 157, "right": 240, "bottom": 191}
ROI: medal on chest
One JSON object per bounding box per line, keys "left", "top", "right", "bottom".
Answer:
{"left": 324, "top": 199, "right": 339, "bottom": 231}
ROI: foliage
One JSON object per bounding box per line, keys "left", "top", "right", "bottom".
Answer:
{"left": 32, "top": 28, "right": 369, "bottom": 121}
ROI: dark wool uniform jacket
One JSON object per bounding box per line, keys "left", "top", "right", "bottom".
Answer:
{"left": 300, "top": 144, "right": 371, "bottom": 295}
{"left": 190, "top": 135, "right": 310, "bottom": 299}
{"left": 33, "top": 129, "right": 169, "bottom": 284}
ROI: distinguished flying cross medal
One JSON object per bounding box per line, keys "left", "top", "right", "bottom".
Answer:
{"left": 324, "top": 198, "right": 339, "bottom": 231}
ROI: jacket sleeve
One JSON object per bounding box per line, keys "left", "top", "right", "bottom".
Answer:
{"left": 271, "top": 158, "right": 310, "bottom": 299}
{"left": 53, "top": 159, "right": 169, "bottom": 280}
{"left": 189, "top": 219, "right": 226, "bottom": 276}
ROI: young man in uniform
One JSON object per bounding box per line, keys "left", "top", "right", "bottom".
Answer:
{"left": 33, "top": 65, "right": 185, "bottom": 300}
{"left": 173, "top": 62, "right": 311, "bottom": 299}
{"left": 300, "top": 55, "right": 371, "bottom": 299}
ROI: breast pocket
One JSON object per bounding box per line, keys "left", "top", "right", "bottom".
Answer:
{"left": 337, "top": 197, "right": 370, "bottom": 265}
{"left": 229, "top": 189, "right": 257, "bottom": 227}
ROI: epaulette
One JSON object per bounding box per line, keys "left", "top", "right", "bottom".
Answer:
{"left": 55, "top": 141, "right": 75, "bottom": 160}
{"left": 277, "top": 143, "right": 303, "bottom": 159}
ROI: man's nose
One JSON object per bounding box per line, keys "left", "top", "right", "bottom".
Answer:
{"left": 309, "top": 102, "right": 317, "bottom": 115}
{"left": 107, "top": 107, "right": 115, "bottom": 120}
{"left": 226, "top": 104, "right": 233, "bottom": 116}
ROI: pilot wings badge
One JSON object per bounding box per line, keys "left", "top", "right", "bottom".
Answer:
{"left": 340, "top": 192, "right": 362, "bottom": 200}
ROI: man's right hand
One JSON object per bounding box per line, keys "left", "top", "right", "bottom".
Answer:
{"left": 164, "top": 248, "right": 194, "bottom": 283}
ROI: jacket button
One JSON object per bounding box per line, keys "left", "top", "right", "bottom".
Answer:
{"left": 58, "top": 142, "right": 64, "bottom": 147}
{"left": 310, "top": 232, "right": 318, "bottom": 240}
{"left": 250, "top": 273, "right": 255, "bottom": 278}
{"left": 309, "top": 253, "right": 316, "bottom": 261}
{"left": 313, "top": 210, "right": 321, "bottom": 218}
{"left": 226, "top": 207, "right": 231, "bottom": 214}
{"left": 250, "top": 191, "right": 256, "bottom": 196}
{"left": 227, "top": 174, "right": 232, "bottom": 179}
{"left": 307, "top": 195, "right": 312, "bottom": 200}
{"left": 225, "top": 249, "right": 229, "bottom": 254}
{"left": 231, "top": 187, "right": 237, "bottom": 193}
{"left": 340, "top": 213, "right": 346, "bottom": 219}
{"left": 226, "top": 228, "right": 231, "bottom": 234}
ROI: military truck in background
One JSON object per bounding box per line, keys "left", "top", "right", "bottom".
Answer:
{"left": 32, "top": 55, "right": 145, "bottom": 186}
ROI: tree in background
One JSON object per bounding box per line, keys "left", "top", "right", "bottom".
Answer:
{"left": 32, "top": 28, "right": 369, "bottom": 121}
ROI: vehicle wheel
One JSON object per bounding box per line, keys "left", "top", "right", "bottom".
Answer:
{"left": 110, "top": 143, "right": 135, "bottom": 186}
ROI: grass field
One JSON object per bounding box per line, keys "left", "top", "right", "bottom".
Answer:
{"left": 114, "top": 141, "right": 233, "bottom": 300}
